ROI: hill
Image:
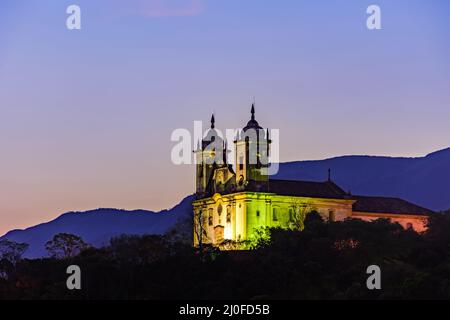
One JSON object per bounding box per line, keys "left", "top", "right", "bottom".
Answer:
{"left": 1, "top": 195, "right": 193, "bottom": 258}
{"left": 275, "top": 148, "right": 450, "bottom": 211}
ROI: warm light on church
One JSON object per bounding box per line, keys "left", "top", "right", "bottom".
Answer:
{"left": 193, "top": 105, "right": 431, "bottom": 249}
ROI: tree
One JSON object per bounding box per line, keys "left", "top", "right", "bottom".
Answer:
{"left": 193, "top": 209, "right": 209, "bottom": 252}
{"left": 108, "top": 234, "right": 170, "bottom": 264}
{"left": 247, "top": 227, "right": 271, "bottom": 249}
{"left": 219, "top": 239, "right": 249, "bottom": 251}
{"left": 289, "top": 200, "right": 313, "bottom": 231}
{"left": 45, "top": 233, "right": 89, "bottom": 259}
{"left": 0, "top": 239, "right": 29, "bottom": 266}
{"left": 166, "top": 214, "right": 194, "bottom": 245}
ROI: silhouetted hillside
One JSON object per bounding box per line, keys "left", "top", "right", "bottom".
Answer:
{"left": 4, "top": 213, "right": 450, "bottom": 299}
{"left": 0, "top": 196, "right": 193, "bottom": 258}
{"left": 275, "top": 148, "right": 450, "bottom": 211}
{"left": 2, "top": 148, "right": 449, "bottom": 259}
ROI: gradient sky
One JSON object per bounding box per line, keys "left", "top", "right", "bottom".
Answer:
{"left": 1, "top": 0, "right": 450, "bottom": 235}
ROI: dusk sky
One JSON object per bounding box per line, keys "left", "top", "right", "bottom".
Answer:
{"left": 1, "top": 0, "right": 450, "bottom": 235}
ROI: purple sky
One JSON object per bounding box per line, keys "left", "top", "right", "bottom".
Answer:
{"left": 1, "top": 0, "right": 450, "bottom": 235}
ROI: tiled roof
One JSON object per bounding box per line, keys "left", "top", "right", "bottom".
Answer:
{"left": 199, "top": 175, "right": 434, "bottom": 217}
{"left": 246, "top": 179, "right": 351, "bottom": 199}
{"left": 352, "top": 195, "right": 434, "bottom": 216}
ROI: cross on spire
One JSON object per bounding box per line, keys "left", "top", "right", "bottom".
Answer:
{"left": 211, "top": 114, "right": 215, "bottom": 129}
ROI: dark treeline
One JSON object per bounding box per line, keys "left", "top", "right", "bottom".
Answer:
{"left": 1, "top": 212, "right": 450, "bottom": 300}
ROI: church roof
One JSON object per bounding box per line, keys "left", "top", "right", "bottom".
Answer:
{"left": 247, "top": 179, "right": 350, "bottom": 199}
{"left": 197, "top": 174, "right": 434, "bottom": 216}
{"left": 352, "top": 195, "right": 434, "bottom": 216}
{"left": 249, "top": 179, "right": 434, "bottom": 216}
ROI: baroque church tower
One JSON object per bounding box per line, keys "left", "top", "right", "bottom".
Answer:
{"left": 194, "top": 114, "right": 229, "bottom": 195}
{"left": 194, "top": 104, "right": 271, "bottom": 197}
{"left": 234, "top": 104, "right": 271, "bottom": 190}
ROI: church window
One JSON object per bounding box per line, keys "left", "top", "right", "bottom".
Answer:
{"left": 208, "top": 208, "right": 213, "bottom": 226}
{"left": 226, "top": 206, "right": 231, "bottom": 223}
{"left": 239, "top": 156, "right": 244, "bottom": 171}
{"left": 198, "top": 210, "right": 204, "bottom": 225}
{"left": 256, "top": 210, "right": 260, "bottom": 217}
{"left": 272, "top": 208, "right": 278, "bottom": 221}
{"left": 289, "top": 208, "right": 294, "bottom": 222}
{"left": 218, "top": 204, "right": 223, "bottom": 216}
{"left": 329, "top": 210, "right": 335, "bottom": 222}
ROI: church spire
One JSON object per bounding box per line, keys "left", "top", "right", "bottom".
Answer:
{"left": 243, "top": 103, "right": 262, "bottom": 132}
{"left": 211, "top": 114, "right": 215, "bottom": 129}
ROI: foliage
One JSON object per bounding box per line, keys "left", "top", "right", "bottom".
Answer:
{"left": 218, "top": 240, "right": 247, "bottom": 251}
{"left": 45, "top": 233, "right": 89, "bottom": 259}
{"left": 192, "top": 210, "right": 209, "bottom": 251}
{"left": 288, "top": 201, "right": 314, "bottom": 231}
{"left": 2, "top": 216, "right": 450, "bottom": 299}
{"left": 0, "top": 240, "right": 29, "bottom": 266}
{"left": 247, "top": 227, "right": 271, "bottom": 250}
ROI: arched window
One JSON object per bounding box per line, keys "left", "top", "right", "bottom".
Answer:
{"left": 208, "top": 208, "right": 213, "bottom": 226}
{"left": 201, "top": 210, "right": 207, "bottom": 225}
{"left": 272, "top": 208, "right": 278, "bottom": 221}
{"left": 328, "top": 210, "right": 335, "bottom": 222}
{"left": 197, "top": 210, "right": 204, "bottom": 225}
{"left": 289, "top": 208, "right": 294, "bottom": 222}
{"left": 226, "top": 206, "right": 231, "bottom": 223}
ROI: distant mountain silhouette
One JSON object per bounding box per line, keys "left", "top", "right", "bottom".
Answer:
{"left": 275, "top": 147, "right": 450, "bottom": 211}
{"left": 2, "top": 148, "right": 449, "bottom": 258}
{"left": 1, "top": 196, "right": 194, "bottom": 258}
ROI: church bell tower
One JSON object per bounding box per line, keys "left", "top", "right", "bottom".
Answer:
{"left": 234, "top": 104, "right": 271, "bottom": 188}
{"left": 194, "top": 114, "right": 227, "bottom": 195}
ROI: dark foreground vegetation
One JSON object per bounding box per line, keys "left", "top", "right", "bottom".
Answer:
{"left": 2, "top": 212, "right": 450, "bottom": 300}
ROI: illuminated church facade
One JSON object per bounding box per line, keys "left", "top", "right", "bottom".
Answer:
{"left": 192, "top": 105, "right": 433, "bottom": 247}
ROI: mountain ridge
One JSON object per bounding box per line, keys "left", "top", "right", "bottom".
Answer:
{"left": 283, "top": 147, "right": 450, "bottom": 164}
{"left": 1, "top": 195, "right": 194, "bottom": 258}
{"left": 274, "top": 147, "right": 450, "bottom": 211}
{"left": 2, "top": 147, "right": 449, "bottom": 258}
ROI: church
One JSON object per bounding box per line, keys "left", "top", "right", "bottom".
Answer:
{"left": 192, "top": 105, "right": 433, "bottom": 248}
